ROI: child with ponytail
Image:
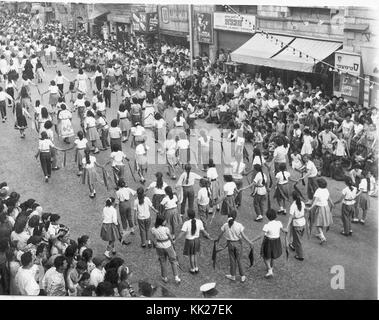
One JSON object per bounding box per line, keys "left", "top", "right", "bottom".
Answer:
{"left": 175, "top": 209, "right": 212, "bottom": 274}
{"left": 273, "top": 163, "right": 291, "bottom": 215}
{"left": 216, "top": 210, "right": 253, "bottom": 282}
{"left": 252, "top": 164, "right": 267, "bottom": 222}
{"left": 334, "top": 177, "right": 361, "bottom": 236}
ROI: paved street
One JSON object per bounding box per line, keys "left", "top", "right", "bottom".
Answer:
{"left": 0, "top": 61, "right": 377, "bottom": 299}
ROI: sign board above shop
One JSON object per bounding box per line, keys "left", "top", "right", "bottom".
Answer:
{"left": 213, "top": 12, "right": 256, "bottom": 33}
{"left": 334, "top": 50, "right": 361, "bottom": 76}
{"left": 159, "top": 5, "right": 189, "bottom": 33}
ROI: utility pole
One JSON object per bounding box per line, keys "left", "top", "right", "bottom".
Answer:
{"left": 188, "top": 4, "right": 194, "bottom": 75}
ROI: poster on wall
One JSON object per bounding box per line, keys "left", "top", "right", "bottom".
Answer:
{"left": 196, "top": 12, "right": 213, "bottom": 44}
{"left": 213, "top": 12, "right": 256, "bottom": 33}
{"left": 147, "top": 12, "right": 158, "bottom": 32}
{"left": 159, "top": 5, "right": 189, "bottom": 33}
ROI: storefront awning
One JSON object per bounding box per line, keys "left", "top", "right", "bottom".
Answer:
{"left": 88, "top": 9, "right": 109, "bottom": 21}
{"left": 361, "top": 47, "right": 379, "bottom": 77}
{"left": 231, "top": 33, "right": 342, "bottom": 73}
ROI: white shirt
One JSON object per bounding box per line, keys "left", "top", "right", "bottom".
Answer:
{"left": 148, "top": 181, "right": 168, "bottom": 195}
{"left": 252, "top": 156, "right": 265, "bottom": 166}
{"left": 253, "top": 172, "right": 267, "bottom": 195}
{"left": 181, "top": 219, "right": 204, "bottom": 240}
{"left": 198, "top": 187, "right": 210, "bottom": 206}
{"left": 90, "top": 268, "right": 105, "bottom": 287}
{"left": 231, "top": 161, "right": 245, "bottom": 180}
{"left": 275, "top": 171, "right": 290, "bottom": 184}
{"left": 273, "top": 145, "right": 287, "bottom": 163}
{"left": 313, "top": 188, "right": 330, "bottom": 207}
{"left": 74, "top": 138, "right": 88, "bottom": 149}
{"left": 177, "top": 172, "right": 202, "bottom": 187}
{"left": 38, "top": 139, "right": 54, "bottom": 152}
{"left": 151, "top": 226, "right": 171, "bottom": 249}
{"left": 133, "top": 197, "right": 153, "bottom": 220}
{"left": 342, "top": 186, "right": 357, "bottom": 205}
{"left": 82, "top": 155, "right": 96, "bottom": 169}
{"left": 15, "top": 265, "right": 40, "bottom": 296}
{"left": 221, "top": 221, "right": 244, "bottom": 241}
{"left": 161, "top": 195, "right": 178, "bottom": 209}
{"left": 224, "top": 181, "right": 237, "bottom": 196}
{"left": 177, "top": 139, "right": 189, "bottom": 149}
{"left": 207, "top": 167, "right": 218, "bottom": 180}
{"left": 263, "top": 220, "right": 283, "bottom": 239}
{"left": 305, "top": 160, "right": 318, "bottom": 178}
{"left": 111, "top": 151, "right": 126, "bottom": 166}
{"left": 289, "top": 201, "right": 306, "bottom": 227}
{"left": 116, "top": 187, "right": 136, "bottom": 202}
{"left": 102, "top": 206, "right": 118, "bottom": 224}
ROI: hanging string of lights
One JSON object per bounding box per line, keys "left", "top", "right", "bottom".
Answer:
{"left": 223, "top": 4, "right": 378, "bottom": 89}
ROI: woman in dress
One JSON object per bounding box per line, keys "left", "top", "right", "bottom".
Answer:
{"left": 92, "top": 66, "right": 103, "bottom": 93}
{"left": 82, "top": 149, "right": 103, "bottom": 198}
{"left": 221, "top": 174, "right": 238, "bottom": 217}
{"left": 57, "top": 104, "right": 74, "bottom": 144}
{"left": 355, "top": 170, "right": 373, "bottom": 224}
{"left": 216, "top": 209, "right": 254, "bottom": 282}
{"left": 252, "top": 164, "right": 268, "bottom": 222}
{"left": 117, "top": 103, "right": 130, "bottom": 143}
{"left": 301, "top": 128, "right": 314, "bottom": 157}
{"left": 154, "top": 113, "right": 166, "bottom": 150}
{"left": 306, "top": 178, "right": 333, "bottom": 244}
{"left": 38, "top": 107, "right": 51, "bottom": 134}
{"left": 162, "top": 133, "right": 178, "bottom": 179}
{"left": 100, "top": 197, "right": 122, "bottom": 258}
{"left": 75, "top": 68, "right": 89, "bottom": 96}
{"left": 176, "top": 132, "right": 190, "bottom": 167}
{"left": 41, "top": 81, "right": 61, "bottom": 134}
{"left": 257, "top": 209, "right": 287, "bottom": 278}
{"left": 174, "top": 209, "right": 213, "bottom": 274}
{"left": 35, "top": 59, "right": 45, "bottom": 84}
{"left": 14, "top": 101, "right": 31, "bottom": 139}
{"left": 147, "top": 172, "right": 168, "bottom": 216}
{"left": 74, "top": 131, "right": 89, "bottom": 176}
{"left": 299, "top": 154, "right": 319, "bottom": 203}
{"left": 135, "top": 139, "right": 149, "bottom": 183}
{"left": 83, "top": 110, "right": 100, "bottom": 154}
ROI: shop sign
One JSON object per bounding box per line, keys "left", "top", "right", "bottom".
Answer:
{"left": 196, "top": 12, "right": 213, "bottom": 44}
{"left": 213, "top": 12, "right": 256, "bottom": 33}
{"left": 159, "top": 5, "right": 189, "bottom": 33}
{"left": 335, "top": 52, "right": 361, "bottom": 76}
{"left": 147, "top": 12, "right": 158, "bottom": 32}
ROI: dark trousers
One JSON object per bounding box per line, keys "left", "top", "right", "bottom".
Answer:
{"left": 104, "top": 90, "right": 111, "bottom": 108}
{"left": 291, "top": 225, "right": 304, "bottom": 258}
{"left": 234, "top": 179, "right": 243, "bottom": 206}
{"left": 57, "top": 84, "right": 64, "bottom": 96}
{"left": 341, "top": 204, "right": 354, "bottom": 234}
{"left": 119, "top": 201, "right": 133, "bottom": 229}
{"left": 253, "top": 194, "right": 266, "bottom": 217}
{"left": 138, "top": 217, "right": 151, "bottom": 245}
{"left": 0, "top": 101, "right": 6, "bottom": 119}
{"left": 100, "top": 128, "right": 109, "bottom": 149}
{"left": 181, "top": 186, "right": 195, "bottom": 216}
{"left": 40, "top": 152, "right": 52, "bottom": 177}
{"left": 166, "top": 85, "right": 174, "bottom": 104}
{"left": 69, "top": 57, "right": 75, "bottom": 69}
{"left": 95, "top": 77, "right": 102, "bottom": 92}
{"left": 227, "top": 240, "right": 244, "bottom": 276}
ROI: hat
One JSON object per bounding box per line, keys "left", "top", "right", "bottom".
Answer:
{"left": 200, "top": 282, "right": 218, "bottom": 297}
{"left": 93, "top": 256, "right": 106, "bottom": 266}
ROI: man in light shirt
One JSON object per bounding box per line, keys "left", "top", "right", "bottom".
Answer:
{"left": 164, "top": 70, "right": 176, "bottom": 105}
{"left": 15, "top": 252, "right": 40, "bottom": 296}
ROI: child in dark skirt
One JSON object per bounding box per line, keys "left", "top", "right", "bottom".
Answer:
{"left": 259, "top": 209, "right": 287, "bottom": 278}
{"left": 14, "top": 101, "right": 31, "bottom": 138}
{"left": 174, "top": 209, "right": 213, "bottom": 274}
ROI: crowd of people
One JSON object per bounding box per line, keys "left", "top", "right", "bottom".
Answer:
{"left": 0, "top": 8, "right": 378, "bottom": 296}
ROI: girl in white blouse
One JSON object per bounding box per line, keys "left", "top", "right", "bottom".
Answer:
{"left": 307, "top": 178, "right": 333, "bottom": 244}
{"left": 100, "top": 197, "right": 122, "bottom": 258}
{"left": 286, "top": 192, "right": 306, "bottom": 261}
{"left": 334, "top": 177, "right": 361, "bottom": 236}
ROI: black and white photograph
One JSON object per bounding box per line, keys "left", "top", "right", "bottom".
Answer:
{"left": 0, "top": 0, "right": 378, "bottom": 304}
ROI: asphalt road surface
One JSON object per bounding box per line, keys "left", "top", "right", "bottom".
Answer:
{"left": 0, "top": 60, "right": 377, "bottom": 299}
